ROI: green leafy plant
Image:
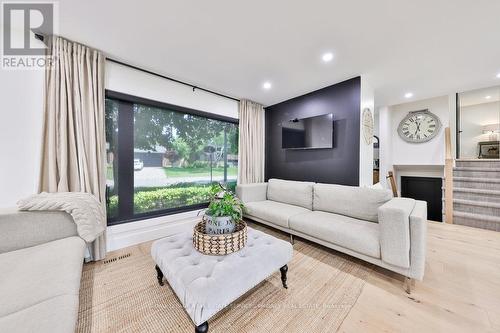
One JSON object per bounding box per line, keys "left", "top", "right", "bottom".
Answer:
{"left": 189, "top": 160, "right": 210, "bottom": 168}
{"left": 106, "top": 184, "right": 217, "bottom": 217}
{"left": 172, "top": 137, "right": 191, "bottom": 162}
{"left": 206, "top": 183, "right": 245, "bottom": 222}
{"left": 106, "top": 182, "right": 240, "bottom": 218}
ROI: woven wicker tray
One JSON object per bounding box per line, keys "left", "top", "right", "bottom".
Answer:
{"left": 193, "top": 219, "right": 247, "bottom": 255}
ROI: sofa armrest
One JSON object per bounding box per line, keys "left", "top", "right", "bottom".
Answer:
{"left": 408, "top": 200, "right": 427, "bottom": 280}
{"left": 378, "top": 198, "right": 416, "bottom": 268}
{"left": 236, "top": 183, "right": 268, "bottom": 203}
{"left": 0, "top": 208, "right": 78, "bottom": 254}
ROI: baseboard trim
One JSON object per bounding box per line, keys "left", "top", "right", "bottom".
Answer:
{"left": 106, "top": 210, "right": 201, "bottom": 252}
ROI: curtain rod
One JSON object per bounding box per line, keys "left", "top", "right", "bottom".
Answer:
{"left": 34, "top": 33, "right": 240, "bottom": 103}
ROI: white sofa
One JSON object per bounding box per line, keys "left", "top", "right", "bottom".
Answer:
{"left": 0, "top": 209, "right": 86, "bottom": 333}
{"left": 236, "top": 179, "right": 427, "bottom": 287}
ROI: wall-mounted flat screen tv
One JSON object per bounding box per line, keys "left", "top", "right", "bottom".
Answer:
{"left": 281, "top": 113, "right": 333, "bottom": 149}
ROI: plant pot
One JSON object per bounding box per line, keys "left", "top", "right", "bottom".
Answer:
{"left": 205, "top": 215, "right": 236, "bottom": 235}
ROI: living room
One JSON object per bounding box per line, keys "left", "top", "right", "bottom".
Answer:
{"left": 1, "top": 1, "right": 500, "bottom": 332}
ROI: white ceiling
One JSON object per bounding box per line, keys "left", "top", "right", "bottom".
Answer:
{"left": 57, "top": 0, "right": 500, "bottom": 107}
{"left": 459, "top": 85, "right": 500, "bottom": 107}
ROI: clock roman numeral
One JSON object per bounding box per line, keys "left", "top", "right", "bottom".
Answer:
{"left": 399, "top": 112, "right": 440, "bottom": 142}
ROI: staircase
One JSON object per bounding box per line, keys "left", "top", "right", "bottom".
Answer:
{"left": 452, "top": 160, "right": 500, "bottom": 231}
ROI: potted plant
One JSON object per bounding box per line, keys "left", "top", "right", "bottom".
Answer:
{"left": 204, "top": 183, "right": 245, "bottom": 235}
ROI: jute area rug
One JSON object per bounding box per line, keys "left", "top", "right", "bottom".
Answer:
{"left": 76, "top": 224, "right": 371, "bottom": 333}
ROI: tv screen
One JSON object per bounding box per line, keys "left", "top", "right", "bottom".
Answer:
{"left": 281, "top": 113, "right": 333, "bottom": 149}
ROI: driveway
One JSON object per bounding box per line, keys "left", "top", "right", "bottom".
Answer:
{"left": 109, "top": 167, "right": 237, "bottom": 188}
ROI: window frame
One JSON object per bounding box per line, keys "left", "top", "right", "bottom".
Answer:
{"left": 105, "top": 90, "right": 239, "bottom": 226}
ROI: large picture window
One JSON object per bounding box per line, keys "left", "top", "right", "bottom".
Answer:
{"left": 105, "top": 91, "right": 238, "bottom": 224}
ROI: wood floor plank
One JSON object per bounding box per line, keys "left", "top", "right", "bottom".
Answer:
{"left": 339, "top": 222, "right": 500, "bottom": 333}
{"left": 102, "top": 221, "right": 500, "bottom": 332}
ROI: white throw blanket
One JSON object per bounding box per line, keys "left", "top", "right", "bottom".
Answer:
{"left": 17, "top": 192, "right": 106, "bottom": 243}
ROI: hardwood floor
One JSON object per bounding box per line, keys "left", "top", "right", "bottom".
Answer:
{"left": 99, "top": 221, "right": 500, "bottom": 332}
{"left": 338, "top": 222, "right": 500, "bottom": 333}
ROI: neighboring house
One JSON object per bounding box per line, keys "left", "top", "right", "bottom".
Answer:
{"left": 227, "top": 154, "right": 238, "bottom": 167}
{"left": 134, "top": 151, "right": 164, "bottom": 167}
{"left": 134, "top": 146, "right": 167, "bottom": 167}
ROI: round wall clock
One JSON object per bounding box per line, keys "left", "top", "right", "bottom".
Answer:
{"left": 362, "top": 108, "right": 374, "bottom": 145}
{"left": 398, "top": 109, "right": 442, "bottom": 143}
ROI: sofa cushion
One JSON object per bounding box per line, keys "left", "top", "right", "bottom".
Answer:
{"left": 289, "top": 211, "right": 380, "bottom": 258}
{"left": 0, "top": 294, "right": 79, "bottom": 333}
{"left": 313, "top": 183, "right": 392, "bottom": 222}
{"left": 267, "top": 178, "right": 315, "bottom": 210}
{"left": 236, "top": 183, "right": 268, "bottom": 203}
{"left": 245, "top": 200, "right": 310, "bottom": 228}
{"left": 0, "top": 237, "right": 85, "bottom": 319}
{"left": 0, "top": 209, "right": 77, "bottom": 254}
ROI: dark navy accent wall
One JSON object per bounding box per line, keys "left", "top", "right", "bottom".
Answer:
{"left": 265, "top": 77, "right": 361, "bottom": 185}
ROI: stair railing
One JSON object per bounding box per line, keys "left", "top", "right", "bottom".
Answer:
{"left": 387, "top": 171, "right": 399, "bottom": 197}
{"left": 444, "top": 127, "right": 453, "bottom": 224}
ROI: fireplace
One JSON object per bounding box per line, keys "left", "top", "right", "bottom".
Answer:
{"left": 401, "top": 176, "right": 443, "bottom": 222}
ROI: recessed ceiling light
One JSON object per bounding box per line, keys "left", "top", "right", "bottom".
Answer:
{"left": 485, "top": 95, "right": 492, "bottom": 99}
{"left": 322, "top": 52, "right": 334, "bottom": 62}
{"left": 404, "top": 92, "right": 413, "bottom": 98}
{"left": 496, "top": 73, "right": 500, "bottom": 79}
{"left": 262, "top": 82, "right": 272, "bottom": 90}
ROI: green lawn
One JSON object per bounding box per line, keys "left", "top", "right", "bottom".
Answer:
{"left": 107, "top": 165, "right": 237, "bottom": 180}
{"left": 106, "top": 166, "right": 114, "bottom": 181}
{"left": 163, "top": 166, "right": 237, "bottom": 178}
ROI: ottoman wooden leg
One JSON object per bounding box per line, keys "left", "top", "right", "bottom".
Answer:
{"left": 155, "top": 265, "right": 164, "bottom": 286}
{"left": 195, "top": 321, "right": 208, "bottom": 333}
{"left": 280, "top": 265, "right": 288, "bottom": 289}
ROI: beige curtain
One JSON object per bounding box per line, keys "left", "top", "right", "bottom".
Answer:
{"left": 238, "top": 100, "right": 265, "bottom": 184}
{"left": 39, "top": 36, "right": 107, "bottom": 261}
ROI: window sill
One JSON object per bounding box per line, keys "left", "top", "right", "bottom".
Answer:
{"left": 106, "top": 209, "right": 201, "bottom": 252}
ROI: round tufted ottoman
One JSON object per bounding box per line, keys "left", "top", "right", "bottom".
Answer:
{"left": 151, "top": 227, "right": 293, "bottom": 333}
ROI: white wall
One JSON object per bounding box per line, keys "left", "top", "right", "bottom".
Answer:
{"left": 359, "top": 77, "right": 374, "bottom": 187}
{"left": 459, "top": 101, "right": 500, "bottom": 158}
{"left": 106, "top": 61, "right": 239, "bottom": 119}
{"left": 448, "top": 94, "right": 457, "bottom": 160}
{"left": 378, "top": 95, "right": 451, "bottom": 190}
{"left": 378, "top": 106, "right": 392, "bottom": 188}
{"left": 0, "top": 34, "right": 45, "bottom": 208}
{"left": 390, "top": 96, "right": 450, "bottom": 165}
{"left": 373, "top": 108, "right": 379, "bottom": 161}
